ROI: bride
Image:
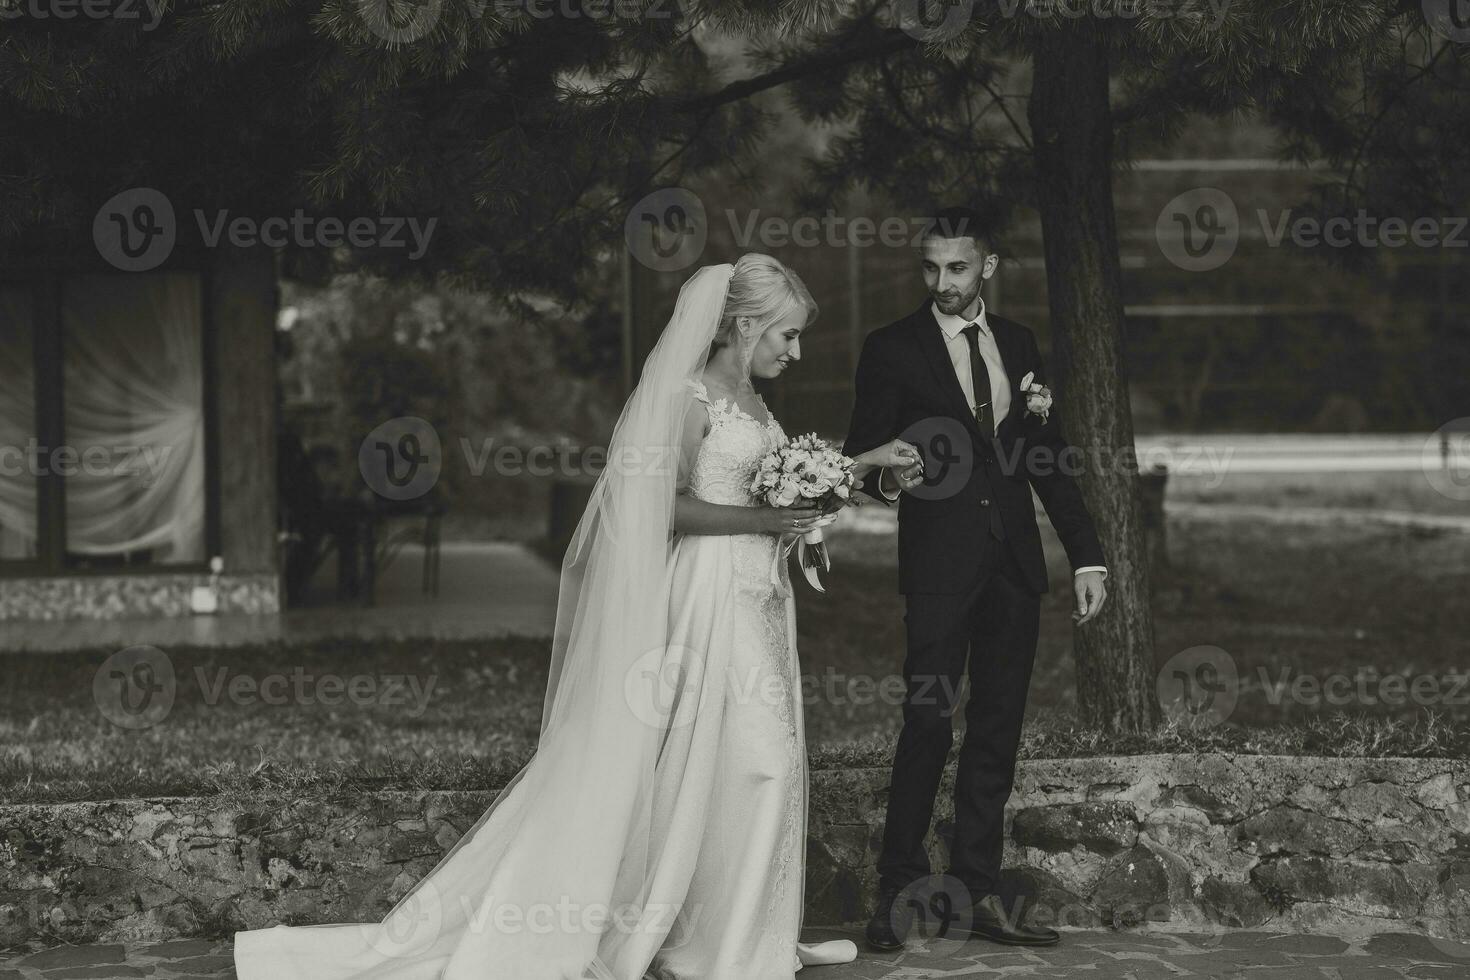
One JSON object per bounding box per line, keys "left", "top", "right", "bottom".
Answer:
{"left": 234, "top": 253, "right": 920, "bottom": 980}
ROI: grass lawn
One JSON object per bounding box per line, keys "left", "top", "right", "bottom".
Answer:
{"left": 807, "top": 509, "right": 1468, "bottom": 744}
{"left": 3, "top": 499, "right": 1466, "bottom": 804}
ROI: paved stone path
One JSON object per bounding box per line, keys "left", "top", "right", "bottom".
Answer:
{"left": 4, "top": 929, "right": 1468, "bottom": 979}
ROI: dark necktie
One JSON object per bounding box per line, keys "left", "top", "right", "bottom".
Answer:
{"left": 960, "top": 322, "right": 994, "bottom": 434}
{"left": 960, "top": 322, "right": 1006, "bottom": 541}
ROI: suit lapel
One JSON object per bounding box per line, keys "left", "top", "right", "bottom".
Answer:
{"left": 910, "top": 303, "right": 986, "bottom": 443}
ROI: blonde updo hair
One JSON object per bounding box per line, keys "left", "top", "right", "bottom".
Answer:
{"left": 711, "top": 253, "right": 818, "bottom": 354}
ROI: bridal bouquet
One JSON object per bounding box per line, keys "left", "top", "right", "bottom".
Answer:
{"left": 750, "top": 433, "right": 856, "bottom": 593}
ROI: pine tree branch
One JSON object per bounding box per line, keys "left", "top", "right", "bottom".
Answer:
{"left": 974, "top": 75, "right": 1031, "bottom": 152}
{"left": 877, "top": 61, "right": 967, "bottom": 157}
{"left": 1338, "top": 35, "right": 1449, "bottom": 205}
{"left": 675, "top": 28, "right": 920, "bottom": 115}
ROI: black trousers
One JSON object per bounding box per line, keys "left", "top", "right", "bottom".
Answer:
{"left": 876, "top": 544, "right": 1043, "bottom": 896}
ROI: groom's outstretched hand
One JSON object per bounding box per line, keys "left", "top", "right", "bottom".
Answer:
{"left": 1072, "top": 570, "right": 1108, "bottom": 625}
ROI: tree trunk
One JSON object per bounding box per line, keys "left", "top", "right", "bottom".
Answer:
{"left": 1027, "top": 27, "right": 1160, "bottom": 733}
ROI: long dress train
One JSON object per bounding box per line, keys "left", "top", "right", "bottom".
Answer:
{"left": 232, "top": 376, "right": 852, "bottom": 979}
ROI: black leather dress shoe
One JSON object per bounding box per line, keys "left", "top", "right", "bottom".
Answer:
{"left": 864, "top": 882, "right": 912, "bottom": 952}
{"left": 964, "top": 892, "right": 1060, "bottom": 946}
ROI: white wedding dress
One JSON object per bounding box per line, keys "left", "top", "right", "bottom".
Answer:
{"left": 233, "top": 264, "right": 854, "bottom": 980}
{"left": 648, "top": 378, "right": 809, "bottom": 978}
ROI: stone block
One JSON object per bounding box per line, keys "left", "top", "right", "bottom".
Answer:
{"left": 1012, "top": 801, "right": 1140, "bottom": 856}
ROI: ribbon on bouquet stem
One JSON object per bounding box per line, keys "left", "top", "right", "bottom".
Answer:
{"left": 768, "top": 527, "right": 832, "bottom": 593}
{"left": 796, "top": 527, "right": 831, "bottom": 593}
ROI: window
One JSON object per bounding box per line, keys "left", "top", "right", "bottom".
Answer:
{"left": 0, "top": 288, "right": 37, "bottom": 560}
{"left": 0, "top": 273, "right": 208, "bottom": 572}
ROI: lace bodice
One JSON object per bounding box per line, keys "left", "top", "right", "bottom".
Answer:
{"left": 684, "top": 379, "right": 786, "bottom": 506}
{"left": 682, "top": 378, "right": 791, "bottom": 597}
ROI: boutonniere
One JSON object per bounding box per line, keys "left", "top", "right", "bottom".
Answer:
{"left": 1018, "top": 371, "right": 1052, "bottom": 423}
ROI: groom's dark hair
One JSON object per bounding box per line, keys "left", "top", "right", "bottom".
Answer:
{"left": 921, "top": 206, "right": 994, "bottom": 253}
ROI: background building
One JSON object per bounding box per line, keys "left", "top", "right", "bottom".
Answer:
{"left": 0, "top": 247, "right": 278, "bottom": 621}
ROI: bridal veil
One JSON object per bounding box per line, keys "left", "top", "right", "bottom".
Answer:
{"left": 234, "top": 263, "right": 754, "bottom": 980}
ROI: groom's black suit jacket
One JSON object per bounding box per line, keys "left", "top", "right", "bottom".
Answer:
{"left": 842, "top": 301, "right": 1106, "bottom": 596}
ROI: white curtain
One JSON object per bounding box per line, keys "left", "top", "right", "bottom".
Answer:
{"left": 0, "top": 289, "right": 37, "bottom": 560}
{"left": 61, "top": 274, "right": 205, "bottom": 563}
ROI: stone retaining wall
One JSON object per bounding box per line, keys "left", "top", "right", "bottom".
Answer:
{"left": 0, "top": 573, "right": 278, "bottom": 621}
{"left": 2, "top": 755, "right": 1466, "bottom": 948}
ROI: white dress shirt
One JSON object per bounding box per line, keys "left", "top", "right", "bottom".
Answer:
{"left": 932, "top": 298, "right": 1010, "bottom": 434}
{"left": 878, "top": 300, "right": 1106, "bottom": 581}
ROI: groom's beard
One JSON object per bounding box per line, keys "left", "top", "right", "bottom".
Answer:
{"left": 931, "top": 284, "right": 982, "bottom": 316}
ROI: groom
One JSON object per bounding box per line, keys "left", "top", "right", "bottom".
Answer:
{"left": 843, "top": 206, "right": 1108, "bottom": 949}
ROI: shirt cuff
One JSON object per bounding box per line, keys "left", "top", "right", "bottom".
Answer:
{"left": 877, "top": 466, "right": 902, "bottom": 502}
{"left": 1074, "top": 566, "right": 1107, "bottom": 578}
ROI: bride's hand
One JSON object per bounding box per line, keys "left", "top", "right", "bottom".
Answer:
{"left": 859, "top": 438, "right": 923, "bottom": 471}
{"left": 759, "top": 502, "right": 831, "bottom": 536}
